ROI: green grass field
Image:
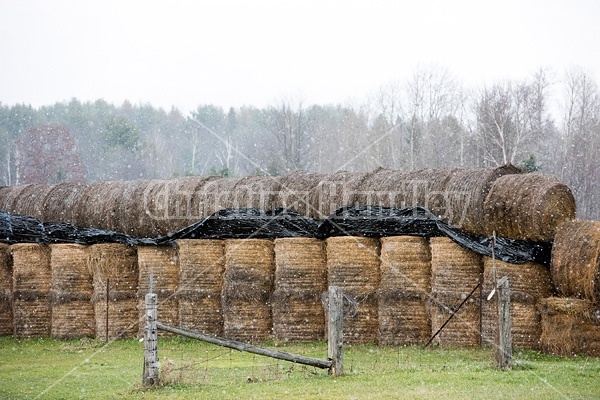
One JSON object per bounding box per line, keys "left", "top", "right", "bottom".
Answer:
{"left": 1, "top": 336, "right": 599, "bottom": 399}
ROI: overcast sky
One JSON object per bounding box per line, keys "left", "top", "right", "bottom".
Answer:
{"left": 1, "top": 0, "right": 599, "bottom": 114}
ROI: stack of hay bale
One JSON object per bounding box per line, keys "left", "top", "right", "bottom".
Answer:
{"left": 88, "top": 244, "right": 139, "bottom": 339}
{"left": 429, "top": 237, "right": 482, "bottom": 346}
{"left": 378, "top": 236, "right": 431, "bottom": 345}
{"left": 222, "top": 239, "right": 275, "bottom": 343}
{"left": 50, "top": 244, "right": 94, "bottom": 339}
{"left": 272, "top": 238, "right": 327, "bottom": 342}
{"left": 176, "top": 239, "right": 225, "bottom": 336}
{"left": 481, "top": 258, "right": 552, "bottom": 350}
{"left": 326, "top": 236, "right": 380, "bottom": 344}
{"left": 11, "top": 244, "right": 52, "bottom": 338}
{"left": 0, "top": 244, "right": 13, "bottom": 336}
{"left": 137, "top": 245, "right": 179, "bottom": 335}
{"left": 542, "top": 221, "right": 600, "bottom": 357}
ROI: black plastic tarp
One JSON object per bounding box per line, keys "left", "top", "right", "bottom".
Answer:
{"left": 0, "top": 206, "right": 551, "bottom": 266}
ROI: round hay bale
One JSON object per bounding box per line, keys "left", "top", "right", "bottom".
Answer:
{"left": 274, "top": 172, "right": 326, "bottom": 218}
{"left": 482, "top": 257, "right": 552, "bottom": 304}
{"left": 274, "top": 238, "right": 327, "bottom": 292}
{"left": 12, "top": 184, "right": 55, "bottom": 220}
{"left": 11, "top": 243, "right": 51, "bottom": 338}
{"left": 483, "top": 173, "right": 576, "bottom": 242}
{"left": 177, "top": 289, "right": 223, "bottom": 336}
{"left": 480, "top": 257, "right": 552, "bottom": 349}
{"left": 326, "top": 236, "right": 380, "bottom": 293}
{"left": 137, "top": 245, "right": 179, "bottom": 334}
{"left": 428, "top": 293, "right": 481, "bottom": 347}
{"left": 115, "top": 179, "right": 152, "bottom": 236}
{"left": 176, "top": 239, "right": 225, "bottom": 291}
{"left": 41, "top": 182, "right": 87, "bottom": 224}
{"left": 0, "top": 243, "right": 13, "bottom": 335}
{"left": 430, "top": 237, "right": 482, "bottom": 298}
{"left": 50, "top": 244, "right": 94, "bottom": 339}
{"left": 195, "top": 177, "right": 241, "bottom": 219}
{"left": 222, "top": 239, "right": 275, "bottom": 342}
{"left": 137, "top": 179, "right": 171, "bottom": 237}
{"left": 88, "top": 243, "right": 138, "bottom": 339}
{"left": 380, "top": 236, "right": 431, "bottom": 294}
{"left": 272, "top": 238, "right": 326, "bottom": 342}
{"left": 233, "top": 175, "right": 281, "bottom": 211}
{"left": 550, "top": 220, "right": 600, "bottom": 303}
{"left": 326, "top": 236, "right": 380, "bottom": 343}
{"left": 73, "top": 181, "right": 121, "bottom": 230}
{"left": 355, "top": 167, "right": 520, "bottom": 234}
{"left": 378, "top": 236, "right": 431, "bottom": 345}
{"left": 271, "top": 289, "right": 325, "bottom": 342}
{"left": 539, "top": 297, "right": 600, "bottom": 357}
{"left": 162, "top": 176, "right": 219, "bottom": 233}
{"left": 309, "top": 171, "right": 371, "bottom": 219}
{"left": 378, "top": 291, "right": 431, "bottom": 345}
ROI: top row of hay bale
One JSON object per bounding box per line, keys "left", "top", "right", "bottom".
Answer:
{"left": 0, "top": 166, "right": 576, "bottom": 241}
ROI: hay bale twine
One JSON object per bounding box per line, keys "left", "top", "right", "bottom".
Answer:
{"left": 0, "top": 243, "right": 13, "bottom": 336}
{"left": 550, "top": 220, "right": 600, "bottom": 303}
{"left": 483, "top": 173, "right": 576, "bottom": 242}
{"left": 137, "top": 246, "right": 179, "bottom": 335}
{"left": 222, "top": 239, "right": 275, "bottom": 342}
{"left": 378, "top": 236, "right": 431, "bottom": 345}
{"left": 11, "top": 243, "right": 52, "bottom": 338}
{"left": 275, "top": 172, "right": 326, "bottom": 218}
{"left": 326, "top": 236, "right": 380, "bottom": 343}
{"left": 539, "top": 297, "right": 600, "bottom": 357}
{"left": 481, "top": 257, "right": 552, "bottom": 349}
{"left": 272, "top": 238, "right": 327, "bottom": 342}
{"left": 88, "top": 244, "right": 138, "bottom": 339}
{"left": 429, "top": 237, "right": 482, "bottom": 346}
{"left": 50, "top": 244, "right": 94, "bottom": 339}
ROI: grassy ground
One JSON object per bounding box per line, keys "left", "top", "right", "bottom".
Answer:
{"left": 1, "top": 336, "right": 599, "bottom": 399}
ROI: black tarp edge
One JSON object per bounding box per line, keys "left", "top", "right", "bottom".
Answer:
{"left": 0, "top": 206, "right": 552, "bottom": 266}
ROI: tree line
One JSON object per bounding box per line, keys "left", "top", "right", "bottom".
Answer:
{"left": 0, "top": 66, "right": 598, "bottom": 220}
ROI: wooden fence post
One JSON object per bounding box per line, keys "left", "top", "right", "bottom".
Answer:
{"left": 143, "top": 292, "right": 159, "bottom": 386}
{"left": 496, "top": 276, "right": 512, "bottom": 370}
{"left": 328, "top": 286, "right": 343, "bottom": 376}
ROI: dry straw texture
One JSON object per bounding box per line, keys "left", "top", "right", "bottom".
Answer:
{"left": 271, "top": 290, "right": 325, "bottom": 342}
{"left": 0, "top": 243, "right": 13, "bottom": 335}
{"left": 11, "top": 184, "right": 55, "bottom": 221}
{"left": 355, "top": 166, "right": 519, "bottom": 234}
{"left": 551, "top": 220, "right": 600, "bottom": 303}
{"left": 380, "top": 236, "right": 431, "bottom": 294}
{"left": 428, "top": 294, "right": 481, "bottom": 347}
{"left": 137, "top": 246, "right": 179, "bottom": 334}
{"left": 222, "top": 239, "right": 275, "bottom": 342}
{"left": 41, "top": 182, "right": 86, "bottom": 224}
{"left": 88, "top": 244, "right": 138, "bottom": 339}
{"left": 480, "top": 257, "right": 552, "bottom": 350}
{"left": 378, "top": 236, "right": 431, "bottom": 345}
{"left": 178, "top": 290, "right": 223, "bottom": 336}
{"left": 326, "top": 236, "right": 380, "bottom": 343}
{"left": 272, "top": 238, "right": 327, "bottom": 342}
{"left": 11, "top": 243, "right": 52, "bottom": 338}
{"left": 50, "top": 244, "right": 94, "bottom": 339}
{"left": 539, "top": 297, "right": 600, "bottom": 357}
{"left": 430, "top": 237, "right": 482, "bottom": 297}
{"left": 274, "top": 238, "right": 327, "bottom": 292}
{"left": 483, "top": 173, "right": 576, "bottom": 242}
{"left": 429, "top": 238, "right": 481, "bottom": 346}
{"left": 159, "top": 176, "right": 217, "bottom": 233}
{"left": 378, "top": 294, "right": 431, "bottom": 345}
{"left": 309, "top": 171, "right": 371, "bottom": 219}
{"left": 275, "top": 172, "right": 326, "bottom": 218}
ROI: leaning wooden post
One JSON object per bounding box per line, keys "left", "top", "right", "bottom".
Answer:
{"left": 496, "top": 276, "right": 512, "bottom": 370}
{"left": 328, "top": 285, "right": 343, "bottom": 376}
{"left": 143, "top": 276, "right": 159, "bottom": 386}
